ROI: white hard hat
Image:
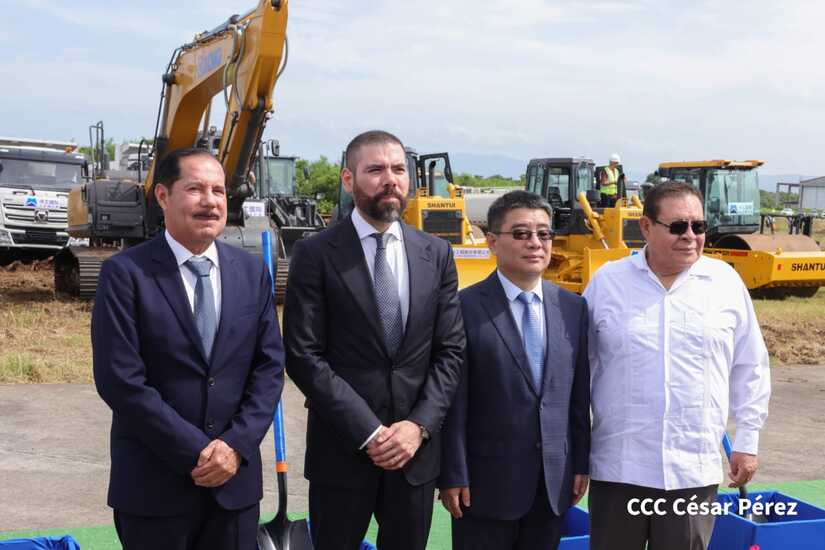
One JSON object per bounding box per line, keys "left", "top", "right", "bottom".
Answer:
{"left": 610, "top": 153, "right": 621, "bottom": 164}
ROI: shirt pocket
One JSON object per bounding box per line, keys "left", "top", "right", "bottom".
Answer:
{"left": 670, "top": 308, "right": 707, "bottom": 409}
{"left": 626, "top": 312, "right": 660, "bottom": 406}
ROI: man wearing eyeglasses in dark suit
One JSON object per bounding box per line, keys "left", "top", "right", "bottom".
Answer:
{"left": 439, "top": 190, "right": 591, "bottom": 550}
{"left": 583, "top": 181, "right": 771, "bottom": 550}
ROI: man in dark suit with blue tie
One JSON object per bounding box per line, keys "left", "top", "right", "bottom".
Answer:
{"left": 439, "top": 191, "right": 591, "bottom": 550}
{"left": 283, "top": 130, "right": 465, "bottom": 550}
{"left": 92, "top": 148, "right": 284, "bottom": 550}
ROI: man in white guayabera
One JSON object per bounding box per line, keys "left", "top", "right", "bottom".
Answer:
{"left": 583, "top": 180, "right": 771, "bottom": 550}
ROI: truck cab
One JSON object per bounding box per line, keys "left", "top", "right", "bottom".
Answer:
{"left": 0, "top": 137, "right": 88, "bottom": 260}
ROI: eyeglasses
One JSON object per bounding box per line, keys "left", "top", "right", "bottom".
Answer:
{"left": 652, "top": 219, "right": 707, "bottom": 235}
{"left": 495, "top": 229, "right": 555, "bottom": 241}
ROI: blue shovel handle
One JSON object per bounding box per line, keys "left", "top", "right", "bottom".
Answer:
{"left": 262, "top": 231, "right": 287, "bottom": 464}
{"left": 722, "top": 433, "right": 733, "bottom": 460}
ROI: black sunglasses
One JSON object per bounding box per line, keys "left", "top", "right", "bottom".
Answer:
{"left": 495, "top": 229, "right": 555, "bottom": 241}
{"left": 653, "top": 219, "right": 707, "bottom": 235}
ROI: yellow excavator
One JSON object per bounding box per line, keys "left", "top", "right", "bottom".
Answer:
{"left": 330, "top": 149, "right": 497, "bottom": 289}
{"left": 656, "top": 160, "right": 824, "bottom": 298}
{"left": 56, "top": 0, "right": 289, "bottom": 297}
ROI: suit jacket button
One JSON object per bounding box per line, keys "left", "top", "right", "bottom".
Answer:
{"left": 208, "top": 377, "right": 216, "bottom": 387}
{"left": 207, "top": 419, "right": 215, "bottom": 429}
{"left": 535, "top": 442, "right": 541, "bottom": 450}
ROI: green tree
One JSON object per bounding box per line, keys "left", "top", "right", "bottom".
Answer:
{"left": 78, "top": 138, "right": 116, "bottom": 167}
{"left": 296, "top": 156, "right": 340, "bottom": 213}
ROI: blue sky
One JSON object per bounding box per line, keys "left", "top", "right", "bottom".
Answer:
{"left": 3, "top": 0, "right": 824, "bottom": 177}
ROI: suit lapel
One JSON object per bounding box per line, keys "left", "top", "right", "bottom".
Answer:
{"left": 150, "top": 235, "right": 209, "bottom": 366}
{"left": 208, "top": 241, "right": 238, "bottom": 370}
{"left": 479, "top": 273, "right": 539, "bottom": 396}
{"left": 541, "top": 281, "right": 562, "bottom": 391}
{"left": 396, "top": 224, "right": 433, "bottom": 356}
{"left": 329, "top": 217, "right": 387, "bottom": 355}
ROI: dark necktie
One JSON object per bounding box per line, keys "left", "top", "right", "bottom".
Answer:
{"left": 371, "top": 232, "right": 404, "bottom": 357}
{"left": 185, "top": 257, "right": 217, "bottom": 359}
{"left": 518, "top": 291, "right": 544, "bottom": 390}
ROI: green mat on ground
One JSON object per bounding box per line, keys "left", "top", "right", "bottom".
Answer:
{"left": 2, "top": 480, "right": 824, "bottom": 549}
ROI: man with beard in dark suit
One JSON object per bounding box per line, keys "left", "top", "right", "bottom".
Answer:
{"left": 283, "top": 130, "right": 465, "bottom": 550}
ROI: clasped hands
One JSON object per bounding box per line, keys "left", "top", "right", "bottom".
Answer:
{"left": 191, "top": 439, "right": 241, "bottom": 488}
{"left": 366, "top": 420, "right": 424, "bottom": 470}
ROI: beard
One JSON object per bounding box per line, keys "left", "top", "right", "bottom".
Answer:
{"left": 352, "top": 181, "right": 408, "bottom": 223}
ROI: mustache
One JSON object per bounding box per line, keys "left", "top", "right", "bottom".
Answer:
{"left": 193, "top": 211, "right": 221, "bottom": 219}
{"left": 376, "top": 188, "right": 406, "bottom": 201}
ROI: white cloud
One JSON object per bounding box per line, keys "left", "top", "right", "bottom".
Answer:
{"left": 2, "top": 0, "right": 823, "bottom": 174}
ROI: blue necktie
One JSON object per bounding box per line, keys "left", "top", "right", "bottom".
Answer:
{"left": 185, "top": 257, "right": 217, "bottom": 360}
{"left": 518, "top": 291, "right": 544, "bottom": 390}
{"left": 371, "top": 232, "right": 404, "bottom": 357}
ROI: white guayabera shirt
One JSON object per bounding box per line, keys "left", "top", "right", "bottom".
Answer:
{"left": 583, "top": 249, "right": 771, "bottom": 490}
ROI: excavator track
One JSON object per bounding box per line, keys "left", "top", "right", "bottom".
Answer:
{"left": 54, "top": 247, "right": 116, "bottom": 299}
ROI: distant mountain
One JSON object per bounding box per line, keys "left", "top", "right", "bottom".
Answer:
{"left": 447, "top": 153, "right": 814, "bottom": 193}
{"left": 449, "top": 153, "right": 527, "bottom": 179}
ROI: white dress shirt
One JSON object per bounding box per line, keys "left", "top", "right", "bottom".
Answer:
{"left": 165, "top": 231, "right": 221, "bottom": 321}
{"left": 351, "top": 208, "right": 411, "bottom": 448}
{"left": 583, "top": 249, "right": 770, "bottom": 490}
{"left": 497, "top": 270, "right": 545, "bottom": 344}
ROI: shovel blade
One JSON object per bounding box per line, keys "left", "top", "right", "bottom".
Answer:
{"left": 257, "top": 518, "right": 313, "bottom": 550}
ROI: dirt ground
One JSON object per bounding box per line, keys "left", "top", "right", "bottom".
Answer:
{"left": 2, "top": 260, "right": 824, "bottom": 383}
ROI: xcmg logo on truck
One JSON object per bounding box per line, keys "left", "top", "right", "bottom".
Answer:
{"left": 790, "top": 262, "right": 825, "bottom": 272}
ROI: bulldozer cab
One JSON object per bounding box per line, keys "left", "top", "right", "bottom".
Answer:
{"left": 331, "top": 149, "right": 453, "bottom": 222}
{"left": 656, "top": 160, "right": 763, "bottom": 243}
{"left": 525, "top": 158, "right": 599, "bottom": 232}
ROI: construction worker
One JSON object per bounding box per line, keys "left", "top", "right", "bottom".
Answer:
{"left": 599, "top": 153, "right": 621, "bottom": 207}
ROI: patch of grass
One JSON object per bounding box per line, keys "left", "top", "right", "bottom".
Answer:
{"left": 0, "top": 300, "right": 92, "bottom": 384}
{"left": 1, "top": 254, "right": 823, "bottom": 384}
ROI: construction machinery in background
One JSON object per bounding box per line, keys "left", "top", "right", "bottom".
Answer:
{"left": 56, "top": 0, "right": 289, "bottom": 298}
{"left": 0, "top": 137, "right": 88, "bottom": 265}
{"left": 252, "top": 139, "right": 325, "bottom": 302}
{"left": 655, "top": 160, "right": 825, "bottom": 298}
{"left": 525, "top": 157, "right": 642, "bottom": 293}
{"left": 331, "top": 148, "right": 496, "bottom": 289}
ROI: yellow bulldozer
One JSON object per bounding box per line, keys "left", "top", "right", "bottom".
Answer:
{"left": 330, "top": 149, "right": 497, "bottom": 289}
{"left": 520, "top": 156, "right": 823, "bottom": 298}
{"left": 523, "top": 157, "right": 642, "bottom": 293}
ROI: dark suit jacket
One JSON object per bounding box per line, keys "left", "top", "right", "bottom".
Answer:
{"left": 439, "top": 272, "right": 590, "bottom": 518}
{"left": 283, "top": 216, "right": 465, "bottom": 488}
{"left": 92, "top": 234, "right": 284, "bottom": 516}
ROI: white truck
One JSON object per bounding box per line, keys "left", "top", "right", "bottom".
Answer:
{"left": 0, "top": 137, "right": 88, "bottom": 262}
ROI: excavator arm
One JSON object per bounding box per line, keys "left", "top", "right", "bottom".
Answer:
{"left": 147, "top": 0, "right": 288, "bottom": 220}
{"left": 59, "top": 0, "right": 288, "bottom": 298}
